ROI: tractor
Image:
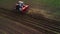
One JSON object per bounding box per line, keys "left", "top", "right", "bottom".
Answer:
{"left": 15, "top": 4, "right": 29, "bottom": 14}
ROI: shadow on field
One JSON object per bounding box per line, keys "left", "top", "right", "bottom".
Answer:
{"left": 0, "top": 8, "right": 11, "bottom": 11}
{"left": 0, "top": 7, "right": 21, "bottom": 15}
{"left": 0, "top": 7, "right": 15, "bottom": 12}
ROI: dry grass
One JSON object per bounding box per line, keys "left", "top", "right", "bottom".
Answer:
{"left": 27, "top": 8, "right": 53, "bottom": 18}
{"left": 27, "top": 8, "right": 60, "bottom": 21}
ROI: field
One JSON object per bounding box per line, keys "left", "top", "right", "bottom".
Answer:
{"left": 0, "top": 0, "right": 60, "bottom": 20}
{"left": 0, "top": 0, "right": 60, "bottom": 34}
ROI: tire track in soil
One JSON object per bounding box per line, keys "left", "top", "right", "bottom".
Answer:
{"left": 0, "top": 24, "right": 22, "bottom": 34}
{"left": 0, "top": 8, "right": 60, "bottom": 34}
{"left": 0, "top": 19, "right": 42, "bottom": 34}
{"left": 0, "top": 8, "right": 43, "bottom": 34}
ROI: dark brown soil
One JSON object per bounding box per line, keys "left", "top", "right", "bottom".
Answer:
{"left": 0, "top": 0, "right": 60, "bottom": 34}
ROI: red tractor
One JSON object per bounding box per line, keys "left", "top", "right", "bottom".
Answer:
{"left": 15, "top": 4, "right": 29, "bottom": 14}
